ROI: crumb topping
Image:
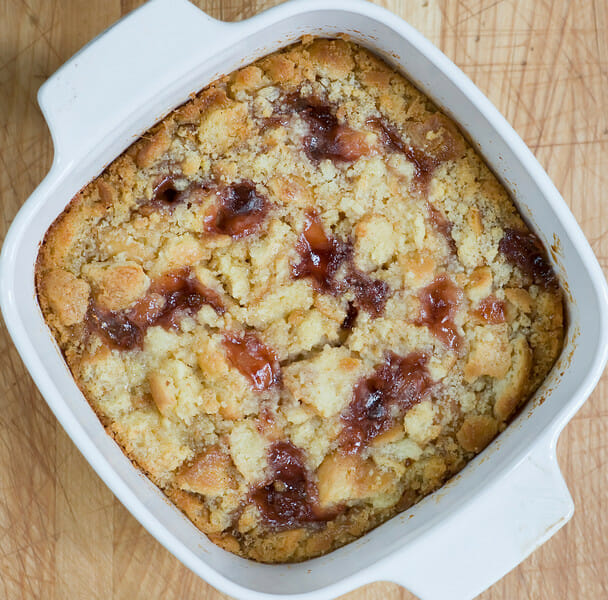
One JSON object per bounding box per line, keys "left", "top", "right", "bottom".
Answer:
{"left": 36, "top": 38, "right": 564, "bottom": 563}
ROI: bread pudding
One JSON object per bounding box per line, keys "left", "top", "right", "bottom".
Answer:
{"left": 36, "top": 37, "right": 564, "bottom": 563}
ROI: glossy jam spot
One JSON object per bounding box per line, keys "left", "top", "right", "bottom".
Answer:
{"left": 499, "top": 228, "right": 558, "bottom": 289}
{"left": 88, "top": 268, "right": 224, "bottom": 350}
{"left": 152, "top": 176, "right": 180, "bottom": 205}
{"left": 282, "top": 96, "right": 371, "bottom": 163}
{"left": 255, "top": 404, "right": 281, "bottom": 439}
{"left": 302, "top": 109, "right": 370, "bottom": 162}
{"left": 87, "top": 308, "right": 143, "bottom": 350}
{"left": 416, "top": 275, "right": 463, "bottom": 350}
{"left": 147, "top": 269, "right": 225, "bottom": 328}
{"left": 292, "top": 212, "right": 389, "bottom": 317}
{"left": 204, "top": 182, "right": 269, "bottom": 239}
{"left": 251, "top": 441, "right": 332, "bottom": 530}
{"left": 475, "top": 296, "right": 506, "bottom": 324}
{"left": 367, "top": 117, "right": 407, "bottom": 154}
{"left": 292, "top": 211, "right": 350, "bottom": 293}
{"left": 140, "top": 180, "right": 209, "bottom": 216}
{"left": 259, "top": 114, "right": 291, "bottom": 132}
{"left": 340, "top": 353, "right": 432, "bottom": 453}
{"left": 222, "top": 331, "right": 280, "bottom": 391}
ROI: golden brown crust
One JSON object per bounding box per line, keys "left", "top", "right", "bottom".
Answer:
{"left": 36, "top": 38, "right": 564, "bottom": 563}
{"left": 456, "top": 415, "right": 499, "bottom": 452}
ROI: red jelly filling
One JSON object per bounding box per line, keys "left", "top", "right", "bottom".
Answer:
{"left": 292, "top": 212, "right": 389, "bottom": 318}
{"left": 222, "top": 331, "right": 280, "bottom": 391}
{"left": 499, "top": 228, "right": 557, "bottom": 289}
{"left": 340, "top": 352, "right": 432, "bottom": 453}
{"left": 88, "top": 268, "right": 224, "bottom": 350}
{"left": 204, "top": 181, "right": 269, "bottom": 239}
{"left": 251, "top": 441, "right": 335, "bottom": 530}
{"left": 416, "top": 275, "right": 463, "bottom": 350}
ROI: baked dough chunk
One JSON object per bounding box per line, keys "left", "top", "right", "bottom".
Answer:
{"left": 36, "top": 37, "right": 564, "bottom": 563}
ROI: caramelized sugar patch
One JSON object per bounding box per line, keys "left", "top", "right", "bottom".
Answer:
{"left": 340, "top": 352, "right": 432, "bottom": 453}
{"left": 251, "top": 441, "right": 334, "bottom": 530}
{"left": 499, "top": 228, "right": 558, "bottom": 289}
{"left": 87, "top": 268, "right": 224, "bottom": 350}
{"left": 222, "top": 331, "right": 281, "bottom": 391}
{"left": 204, "top": 181, "right": 269, "bottom": 239}
{"left": 416, "top": 275, "right": 463, "bottom": 350}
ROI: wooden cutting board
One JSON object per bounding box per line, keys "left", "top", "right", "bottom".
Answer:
{"left": 1, "top": 1, "right": 606, "bottom": 598}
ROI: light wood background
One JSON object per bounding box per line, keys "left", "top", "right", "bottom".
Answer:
{"left": 1, "top": 0, "right": 607, "bottom": 598}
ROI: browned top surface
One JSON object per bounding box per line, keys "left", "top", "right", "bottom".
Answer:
{"left": 1, "top": 1, "right": 607, "bottom": 598}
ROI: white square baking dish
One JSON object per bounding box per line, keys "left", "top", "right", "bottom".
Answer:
{"left": 1, "top": 0, "right": 607, "bottom": 598}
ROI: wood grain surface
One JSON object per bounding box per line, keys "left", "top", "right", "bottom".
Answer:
{"left": 1, "top": 0, "right": 607, "bottom": 598}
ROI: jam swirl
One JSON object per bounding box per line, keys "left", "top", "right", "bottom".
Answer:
{"left": 298, "top": 102, "right": 372, "bottom": 163}
{"left": 87, "top": 268, "right": 224, "bottom": 350}
{"left": 368, "top": 114, "right": 464, "bottom": 192}
{"left": 340, "top": 352, "right": 432, "bottom": 453}
{"left": 222, "top": 331, "right": 280, "bottom": 391}
{"left": 499, "top": 228, "right": 558, "bottom": 289}
{"left": 416, "top": 275, "right": 463, "bottom": 350}
{"left": 292, "top": 212, "right": 389, "bottom": 318}
{"left": 251, "top": 441, "right": 335, "bottom": 529}
{"left": 204, "top": 181, "right": 269, "bottom": 239}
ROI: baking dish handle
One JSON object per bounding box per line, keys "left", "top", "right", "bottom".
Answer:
{"left": 37, "top": 0, "right": 235, "bottom": 167}
{"left": 378, "top": 436, "right": 573, "bottom": 600}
